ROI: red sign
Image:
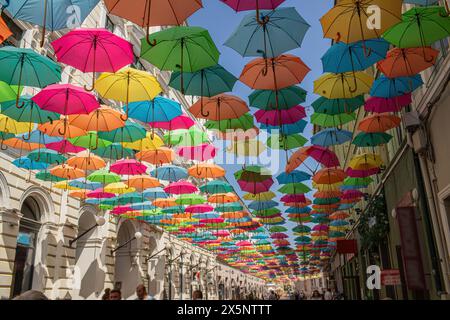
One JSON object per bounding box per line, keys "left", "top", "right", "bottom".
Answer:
{"left": 396, "top": 206, "right": 427, "bottom": 291}
{"left": 381, "top": 270, "right": 401, "bottom": 286}
{"left": 336, "top": 240, "right": 358, "bottom": 254}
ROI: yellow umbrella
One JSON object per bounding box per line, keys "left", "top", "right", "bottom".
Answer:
{"left": 314, "top": 72, "right": 374, "bottom": 99}
{"left": 54, "top": 181, "right": 80, "bottom": 191}
{"left": 122, "top": 132, "right": 164, "bottom": 151}
{"left": 312, "top": 181, "right": 343, "bottom": 192}
{"left": 320, "top": 0, "right": 402, "bottom": 44}
{"left": 227, "top": 139, "right": 266, "bottom": 157}
{"left": 104, "top": 182, "right": 136, "bottom": 194}
{"left": 349, "top": 153, "right": 383, "bottom": 170}
{"left": 0, "top": 114, "right": 31, "bottom": 134}
{"left": 95, "top": 67, "right": 162, "bottom": 121}
{"left": 243, "top": 191, "right": 276, "bottom": 201}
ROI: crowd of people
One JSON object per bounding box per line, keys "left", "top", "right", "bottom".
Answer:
{"left": 263, "top": 288, "right": 344, "bottom": 300}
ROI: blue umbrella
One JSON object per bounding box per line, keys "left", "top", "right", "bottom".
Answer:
{"left": 27, "top": 148, "right": 67, "bottom": 164}
{"left": 192, "top": 212, "right": 220, "bottom": 219}
{"left": 330, "top": 220, "right": 350, "bottom": 227}
{"left": 151, "top": 165, "right": 188, "bottom": 182}
{"left": 130, "top": 202, "right": 156, "bottom": 211}
{"left": 69, "top": 178, "right": 102, "bottom": 191}
{"left": 311, "top": 128, "right": 353, "bottom": 147}
{"left": 403, "top": 0, "right": 439, "bottom": 4}
{"left": 2, "top": 0, "right": 99, "bottom": 46}
{"left": 248, "top": 200, "right": 278, "bottom": 211}
{"left": 127, "top": 97, "right": 182, "bottom": 123}
{"left": 260, "top": 119, "right": 308, "bottom": 135}
{"left": 225, "top": 7, "right": 310, "bottom": 58}
{"left": 277, "top": 170, "right": 311, "bottom": 184}
{"left": 322, "top": 39, "right": 390, "bottom": 73}
{"left": 16, "top": 130, "right": 62, "bottom": 145}
{"left": 286, "top": 207, "right": 311, "bottom": 214}
{"left": 337, "top": 203, "right": 356, "bottom": 210}
{"left": 142, "top": 187, "right": 168, "bottom": 199}
{"left": 13, "top": 157, "right": 49, "bottom": 170}
{"left": 370, "top": 74, "right": 423, "bottom": 98}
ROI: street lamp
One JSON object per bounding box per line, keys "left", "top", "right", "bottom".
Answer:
{"left": 69, "top": 216, "right": 106, "bottom": 247}
{"left": 111, "top": 231, "right": 142, "bottom": 255}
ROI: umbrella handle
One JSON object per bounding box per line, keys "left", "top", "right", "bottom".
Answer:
{"left": 58, "top": 121, "right": 67, "bottom": 136}
{"left": 120, "top": 108, "right": 129, "bottom": 121}
{"left": 0, "top": 140, "right": 7, "bottom": 151}
{"left": 349, "top": 75, "right": 358, "bottom": 93}
{"left": 16, "top": 95, "right": 25, "bottom": 109}
{"left": 146, "top": 26, "right": 157, "bottom": 46}
{"left": 91, "top": 134, "right": 99, "bottom": 151}
{"left": 22, "top": 129, "right": 32, "bottom": 141}
{"left": 201, "top": 106, "right": 210, "bottom": 118}
{"left": 84, "top": 73, "right": 95, "bottom": 92}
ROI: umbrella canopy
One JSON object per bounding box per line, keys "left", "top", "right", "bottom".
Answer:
{"left": 189, "top": 94, "right": 249, "bottom": 120}
{"left": 312, "top": 96, "right": 364, "bottom": 115}
{"left": 127, "top": 97, "right": 182, "bottom": 123}
{"left": 314, "top": 72, "right": 374, "bottom": 99}
{"left": 221, "top": 0, "right": 285, "bottom": 11}
{"left": 169, "top": 64, "right": 237, "bottom": 97}
{"left": 311, "top": 128, "right": 353, "bottom": 147}
{"left": 255, "top": 105, "right": 306, "bottom": 126}
{"left": 13, "top": 157, "right": 49, "bottom": 170}
{"left": 110, "top": 159, "right": 147, "bottom": 175}
{"left": 45, "top": 140, "right": 85, "bottom": 154}
{"left": 240, "top": 54, "right": 310, "bottom": 90}
{"left": 0, "top": 46, "right": 61, "bottom": 106}
{"left": 320, "top": 0, "right": 402, "bottom": 43}
{"left": 225, "top": 7, "right": 310, "bottom": 58}
{"left": 68, "top": 106, "right": 125, "bottom": 133}
{"left": 199, "top": 181, "right": 233, "bottom": 194}
{"left": 51, "top": 28, "right": 134, "bottom": 90}
{"left": 267, "top": 134, "right": 307, "bottom": 150}
{"left": 164, "top": 181, "right": 198, "bottom": 195}
{"left": 95, "top": 67, "right": 162, "bottom": 120}
{"left": 148, "top": 115, "right": 195, "bottom": 131}
{"left": 364, "top": 94, "right": 412, "bottom": 113}
{"left": 249, "top": 86, "right": 307, "bottom": 110}
{"left": 352, "top": 132, "right": 393, "bottom": 147}
{"left": 151, "top": 165, "right": 188, "bottom": 181}
{"left": 177, "top": 144, "right": 216, "bottom": 162}
{"left": 188, "top": 164, "right": 225, "bottom": 179}
{"left": 98, "top": 121, "right": 147, "bottom": 143}
{"left": 87, "top": 169, "right": 121, "bottom": 184}
{"left": 136, "top": 147, "right": 174, "bottom": 165}
{"left": 1, "top": 96, "right": 60, "bottom": 125}
{"left": 370, "top": 74, "right": 423, "bottom": 98}
{"left": 358, "top": 114, "right": 401, "bottom": 133}
{"left": 127, "top": 175, "right": 160, "bottom": 190}
{"left": 286, "top": 146, "right": 340, "bottom": 173}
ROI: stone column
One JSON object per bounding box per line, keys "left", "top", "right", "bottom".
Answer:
{"left": 0, "top": 209, "right": 22, "bottom": 299}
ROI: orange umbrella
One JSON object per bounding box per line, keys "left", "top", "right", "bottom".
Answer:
{"left": 284, "top": 201, "right": 312, "bottom": 208}
{"left": 188, "top": 163, "right": 225, "bottom": 179}
{"left": 0, "top": 17, "right": 12, "bottom": 44}
{"left": 153, "top": 198, "right": 177, "bottom": 208}
{"left": 314, "top": 190, "right": 343, "bottom": 198}
{"left": 136, "top": 147, "right": 174, "bottom": 165}
{"left": 218, "top": 127, "right": 260, "bottom": 141}
{"left": 70, "top": 190, "right": 89, "bottom": 200}
{"left": 127, "top": 175, "right": 160, "bottom": 190}
{"left": 312, "top": 204, "right": 340, "bottom": 211}
{"left": 67, "top": 152, "right": 106, "bottom": 171}
{"left": 51, "top": 165, "right": 85, "bottom": 179}
{"left": 208, "top": 193, "right": 239, "bottom": 203}
{"left": 313, "top": 168, "right": 347, "bottom": 185}
{"left": 221, "top": 212, "right": 248, "bottom": 219}
{"left": 38, "top": 119, "right": 87, "bottom": 138}
{"left": 3, "top": 138, "right": 43, "bottom": 151}
{"left": 189, "top": 94, "right": 249, "bottom": 120}
{"left": 68, "top": 106, "right": 125, "bottom": 132}
{"left": 330, "top": 211, "right": 350, "bottom": 220}
{"left": 172, "top": 213, "right": 192, "bottom": 219}
{"left": 377, "top": 47, "right": 439, "bottom": 78}
{"left": 358, "top": 113, "right": 401, "bottom": 133}
{"left": 240, "top": 54, "right": 310, "bottom": 90}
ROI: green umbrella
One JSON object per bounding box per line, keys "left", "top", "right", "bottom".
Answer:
{"left": 311, "top": 112, "right": 356, "bottom": 128}
{"left": 69, "top": 132, "right": 112, "bottom": 150}
{"left": 278, "top": 183, "right": 311, "bottom": 194}
{"left": 352, "top": 132, "right": 393, "bottom": 147}
{"left": 289, "top": 216, "right": 312, "bottom": 223}
{"left": 0, "top": 131, "right": 15, "bottom": 142}
{"left": 204, "top": 113, "right": 254, "bottom": 133}
{"left": 92, "top": 143, "right": 135, "bottom": 160}
{"left": 199, "top": 180, "right": 233, "bottom": 194}
{"left": 141, "top": 26, "right": 220, "bottom": 94}
{"left": 252, "top": 208, "right": 281, "bottom": 217}
{"left": 28, "top": 149, "right": 67, "bottom": 165}
{"left": 35, "top": 171, "right": 66, "bottom": 182}
{"left": 117, "top": 193, "right": 143, "bottom": 205}
{"left": 343, "top": 177, "right": 374, "bottom": 186}
{"left": 169, "top": 64, "right": 237, "bottom": 97}
{"left": 383, "top": 6, "right": 450, "bottom": 49}
{"left": 215, "top": 202, "right": 243, "bottom": 212}
{"left": 267, "top": 134, "right": 307, "bottom": 150}
{"left": 99, "top": 204, "right": 115, "bottom": 211}
{"left": 87, "top": 170, "right": 121, "bottom": 184}
{"left": 311, "top": 217, "right": 331, "bottom": 224}
{"left": 175, "top": 194, "right": 206, "bottom": 205}
{"left": 0, "top": 81, "right": 21, "bottom": 103}
{"left": 162, "top": 206, "right": 185, "bottom": 214}
{"left": 269, "top": 226, "right": 288, "bottom": 233}
{"left": 292, "top": 225, "right": 311, "bottom": 234}
{"left": 313, "top": 197, "right": 340, "bottom": 205}
{"left": 249, "top": 86, "right": 307, "bottom": 110}
{"left": 0, "top": 47, "right": 61, "bottom": 107}
{"left": 311, "top": 96, "right": 364, "bottom": 115}
{"left": 164, "top": 127, "right": 208, "bottom": 146}
{"left": 98, "top": 121, "right": 146, "bottom": 143}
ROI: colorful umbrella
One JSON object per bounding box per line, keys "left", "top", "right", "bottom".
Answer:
{"left": 364, "top": 94, "right": 412, "bottom": 113}
{"left": 189, "top": 94, "right": 249, "bottom": 120}
{"left": 358, "top": 114, "right": 401, "bottom": 133}
{"left": 249, "top": 86, "right": 307, "bottom": 110}
{"left": 314, "top": 72, "right": 374, "bottom": 99}
{"left": 311, "top": 128, "right": 353, "bottom": 147}
{"left": 110, "top": 159, "right": 147, "bottom": 175}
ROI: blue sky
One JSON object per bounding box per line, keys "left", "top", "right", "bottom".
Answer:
{"left": 188, "top": 1, "right": 334, "bottom": 240}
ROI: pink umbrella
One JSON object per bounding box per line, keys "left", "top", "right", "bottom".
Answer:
{"left": 164, "top": 180, "right": 198, "bottom": 194}
{"left": 221, "top": 0, "right": 285, "bottom": 23}
{"left": 237, "top": 178, "right": 274, "bottom": 194}
{"left": 110, "top": 159, "right": 147, "bottom": 175}
{"left": 33, "top": 84, "right": 100, "bottom": 136}
{"left": 254, "top": 105, "right": 306, "bottom": 126}
{"left": 342, "top": 190, "right": 364, "bottom": 200}
{"left": 280, "top": 194, "right": 307, "bottom": 203}
{"left": 148, "top": 115, "right": 195, "bottom": 130}
{"left": 111, "top": 205, "right": 133, "bottom": 215}
{"left": 270, "top": 233, "right": 289, "bottom": 239}
{"left": 51, "top": 28, "right": 134, "bottom": 91}
{"left": 236, "top": 240, "right": 253, "bottom": 246}
{"left": 87, "top": 189, "right": 115, "bottom": 199}
{"left": 185, "top": 204, "right": 214, "bottom": 213}
{"left": 200, "top": 218, "right": 225, "bottom": 224}
{"left": 312, "top": 225, "right": 329, "bottom": 232}
{"left": 213, "top": 230, "right": 230, "bottom": 237}
{"left": 46, "top": 140, "right": 85, "bottom": 154}
{"left": 177, "top": 144, "right": 217, "bottom": 161}
{"left": 346, "top": 167, "right": 380, "bottom": 178}
{"left": 365, "top": 94, "right": 412, "bottom": 113}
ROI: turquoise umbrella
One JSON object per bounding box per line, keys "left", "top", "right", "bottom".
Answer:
{"left": 199, "top": 180, "right": 234, "bottom": 194}
{"left": 225, "top": 7, "right": 310, "bottom": 58}
{"left": 92, "top": 143, "right": 135, "bottom": 160}
{"left": 35, "top": 171, "right": 66, "bottom": 182}
{"left": 311, "top": 96, "right": 364, "bottom": 115}
{"left": 28, "top": 148, "right": 67, "bottom": 164}
{"left": 0, "top": 47, "right": 61, "bottom": 107}
{"left": 98, "top": 121, "right": 146, "bottom": 143}
{"left": 13, "top": 157, "right": 49, "bottom": 170}
{"left": 249, "top": 86, "right": 307, "bottom": 110}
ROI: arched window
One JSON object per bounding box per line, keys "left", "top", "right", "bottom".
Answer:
{"left": 11, "top": 197, "right": 42, "bottom": 298}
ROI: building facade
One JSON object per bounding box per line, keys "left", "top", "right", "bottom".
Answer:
{"left": 0, "top": 3, "right": 266, "bottom": 300}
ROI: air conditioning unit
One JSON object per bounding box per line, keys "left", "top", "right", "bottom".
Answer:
{"left": 412, "top": 128, "right": 428, "bottom": 154}
{"left": 403, "top": 111, "right": 422, "bottom": 130}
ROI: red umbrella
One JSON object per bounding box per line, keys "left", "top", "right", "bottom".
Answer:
{"left": 286, "top": 146, "right": 340, "bottom": 173}
{"left": 185, "top": 204, "right": 214, "bottom": 214}
{"left": 164, "top": 180, "right": 198, "bottom": 195}
{"left": 110, "top": 159, "right": 147, "bottom": 175}
{"left": 45, "top": 140, "right": 85, "bottom": 154}
{"left": 280, "top": 194, "right": 307, "bottom": 203}
{"left": 364, "top": 94, "right": 412, "bottom": 113}
{"left": 254, "top": 105, "right": 306, "bottom": 126}
{"left": 238, "top": 178, "right": 274, "bottom": 194}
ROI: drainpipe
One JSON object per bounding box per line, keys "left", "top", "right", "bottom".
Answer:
{"left": 415, "top": 151, "right": 450, "bottom": 299}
